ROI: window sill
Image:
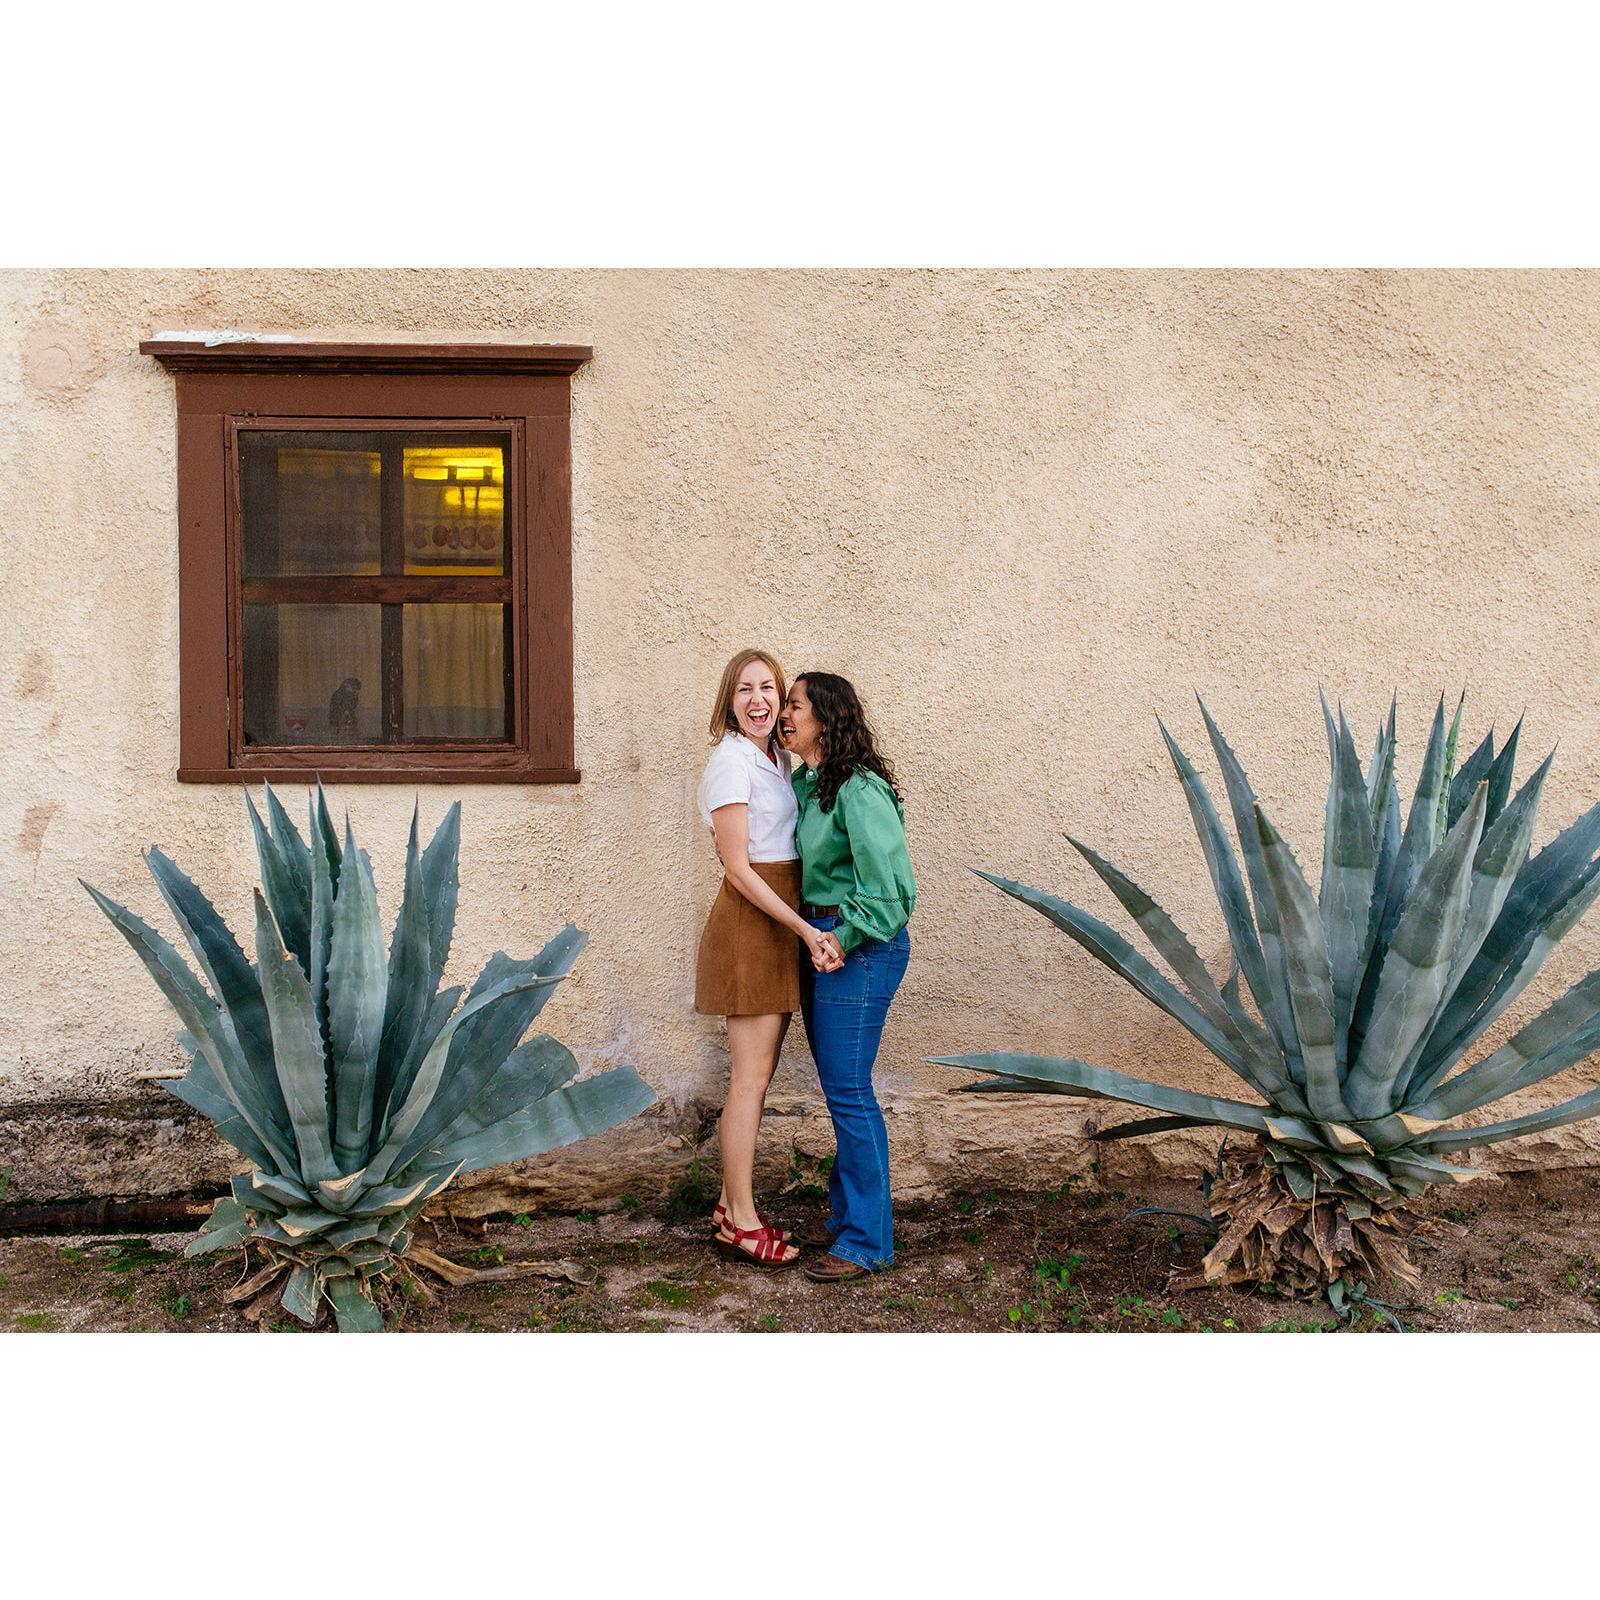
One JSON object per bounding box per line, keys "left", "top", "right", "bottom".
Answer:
{"left": 177, "top": 766, "right": 582, "bottom": 785}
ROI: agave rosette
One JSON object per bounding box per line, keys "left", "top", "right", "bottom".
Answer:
{"left": 932, "top": 694, "right": 1600, "bottom": 1289}
{"left": 84, "top": 785, "right": 655, "bottom": 1329}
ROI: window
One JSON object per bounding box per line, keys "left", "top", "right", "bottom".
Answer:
{"left": 142, "top": 339, "right": 591, "bottom": 783}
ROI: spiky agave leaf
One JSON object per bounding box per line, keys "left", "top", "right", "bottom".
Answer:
{"left": 87, "top": 790, "right": 657, "bottom": 1330}
{"left": 937, "top": 693, "right": 1600, "bottom": 1292}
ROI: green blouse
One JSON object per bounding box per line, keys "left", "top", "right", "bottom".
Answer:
{"left": 792, "top": 765, "right": 916, "bottom": 954}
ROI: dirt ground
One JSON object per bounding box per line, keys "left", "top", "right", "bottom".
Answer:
{"left": 3, "top": 1167, "right": 1599, "bottom": 1333}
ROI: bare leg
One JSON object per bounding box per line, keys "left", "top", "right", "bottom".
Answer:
{"left": 718, "top": 1012, "right": 796, "bottom": 1261}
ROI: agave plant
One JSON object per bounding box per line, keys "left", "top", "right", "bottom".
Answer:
{"left": 83, "top": 785, "right": 655, "bottom": 1330}
{"left": 931, "top": 694, "right": 1600, "bottom": 1293}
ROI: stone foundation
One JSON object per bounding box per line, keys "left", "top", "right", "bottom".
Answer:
{"left": 5, "top": 1083, "right": 1598, "bottom": 1220}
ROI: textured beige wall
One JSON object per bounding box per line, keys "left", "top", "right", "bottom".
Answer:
{"left": 5, "top": 269, "right": 1600, "bottom": 1189}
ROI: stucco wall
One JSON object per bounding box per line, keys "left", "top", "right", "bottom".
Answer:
{"left": 5, "top": 269, "right": 1600, "bottom": 1199}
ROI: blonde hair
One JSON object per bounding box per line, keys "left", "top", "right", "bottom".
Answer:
{"left": 707, "top": 648, "right": 787, "bottom": 750}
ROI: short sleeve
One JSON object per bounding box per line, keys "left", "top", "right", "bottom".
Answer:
{"left": 698, "top": 743, "right": 752, "bottom": 822}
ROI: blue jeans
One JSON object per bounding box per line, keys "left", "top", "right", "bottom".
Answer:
{"left": 800, "top": 916, "right": 910, "bottom": 1271}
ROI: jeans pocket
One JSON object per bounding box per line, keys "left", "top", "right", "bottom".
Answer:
{"left": 816, "top": 967, "right": 869, "bottom": 1006}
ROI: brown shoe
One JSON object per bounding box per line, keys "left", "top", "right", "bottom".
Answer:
{"left": 804, "top": 1251, "right": 870, "bottom": 1284}
{"left": 796, "top": 1217, "right": 839, "bottom": 1250}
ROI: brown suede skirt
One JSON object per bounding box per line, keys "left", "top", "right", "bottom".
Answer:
{"left": 694, "top": 860, "right": 803, "bottom": 1017}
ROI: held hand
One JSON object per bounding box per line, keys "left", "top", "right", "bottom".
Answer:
{"left": 811, "top": 930, "right": 846, "bottom": 973}
{"left": 803, "top": 926, "right": 842, "bottom": 973}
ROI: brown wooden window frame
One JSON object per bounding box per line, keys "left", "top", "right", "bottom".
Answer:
{"left": 143, "top": 339, "right": 592, "bottom": 784}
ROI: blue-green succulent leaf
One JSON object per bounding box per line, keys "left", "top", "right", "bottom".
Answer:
{"left": 375, "top": 803, "right": 433, "bottom": 1128}
{"left": 308, "top": 791, "right": 338, "bottom": 1052}
{"left": 926, "top": 1051, "right": 1275, "bottom": 1135}
{"left": 1065, "top": 834, "right": 1290, "bottom": 1101}
{"left": 364, "top": 968, "right": 568, "bottom": 1185}
{"left": 975, "top": 871, "right": 1257, "bottom": 1082}
{"left": 1446, "top": 727, "right": 1497, "bottom": 832}
{"left": 1390, "top": 752, "right": 1549, "bottom": 1103}
{"left": 1319, "top": 717, "right": 1377, "bottom": 1075}
{"left": 246, "top": 790, "right": 310, "bottom": 975}
{"left": 1482, "top": 718, "right": 1522, "bottom": 826}
{"left": 83, "top": 880, "right": 296, "bottom": 1172}
{"left": 1195, "top": 700, "right": 1304, "bottom": 1082}
{"left": 253, "top": 889, "right": 338, "bottom": 1183}
{"left": 1408, "top": 807, "right": 1600, "bottom": 1098}
{"left": 281, "top": 1265, "right": 320, "bottom": 1324}
{"left": 142, "top": 847, "right": 291, "bottom": 1140}
{"left": 1157, "top": 718, "right": 1293, "bottom": 1071}
{"left": 1089, "top": 1114, "right": 1209, "bottom": 1141}
{"left": 326, "top": 1277, "right": 384, "bottom": 1332}
{"left": 1419, "top": 1080, "right": 1600, "bottom": 1154}
{"left": 1254, "top": 803, "right": 1350, "bottom": 1123}
{"left": 263, "top": 783, "right": 312, "bottom": 918}
{"left": 1351, "top": 696, "right": 1449, "bottom": 1054}
{"left": 405, "top": 1066, "right": 657, "bottom": 1177}
{"left": 420, "top": 801, "right": 462, "bottom": 994}
{"left": 326, "top": 820, "right": 388, "bottom": 1171}
{"left": 1345, "top": 784, "right": 1488, "bottom": 1117}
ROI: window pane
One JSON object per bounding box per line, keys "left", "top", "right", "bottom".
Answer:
{"left": 241, "top": 431, "right": 508, "bottom": 578}
{"left": 403, "top": 603, "right": 508, "bottom": 740}
{"left": 242, "top": 602, "right": 508, "bottom": 746}
{"left": 403, "top": 444, "right": 506, "bottom": 575}
{"left": 241, "top": 433, "right": 382, "bottom": 577}
{"left": 242, "top": 604, "right": 382, "bottom": 745}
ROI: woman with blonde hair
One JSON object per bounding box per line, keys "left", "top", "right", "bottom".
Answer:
{"left": 696, "top": 648, "right": 843, "bottom": 1270}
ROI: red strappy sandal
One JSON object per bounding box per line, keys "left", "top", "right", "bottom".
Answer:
{"left": 710, "top": 1202, "right": 791, "bottom": 1243}
{"left": 715, "top": 1220, "right": 801, "bottom": 1271}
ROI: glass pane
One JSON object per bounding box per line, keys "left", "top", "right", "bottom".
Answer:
{"left": 241, "top": 431, "right": 508, "bottom": 578}
{"left": 402, "top": 603, "right": 508, "bottom": 741}
{"left": 242, "top": 604, "right": 382, "bottom": 745}
{"left": 403, "top": 443, "right": 506, "bottom": 575}
{"left": 241, "top": 433, "right": 382, "bottom": 577}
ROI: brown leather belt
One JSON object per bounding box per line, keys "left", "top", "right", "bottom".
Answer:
{"left": 803, "top": 902, "right": 840, "bottom": 918}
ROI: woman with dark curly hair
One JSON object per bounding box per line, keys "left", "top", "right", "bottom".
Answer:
{"left": 779, "top": 671, "right": 915, "bottom": 1283}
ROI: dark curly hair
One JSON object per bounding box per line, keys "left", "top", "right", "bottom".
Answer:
{"left": 794, "top": 671, "right": 902, "bottom": 813}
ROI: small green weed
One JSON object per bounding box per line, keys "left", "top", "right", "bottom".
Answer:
{"left": 641, "top": 1274, "right": 726, "bottom": 1310}
{"left": 13, "top": 1312, "right": 60, "bottom": 1331}
{"left": 759, "top": 1314, "right": 781, "bottom": 1332}
{"left": 99, "top": 1240, "right": 176, "bottom": 1275}
{"left": 1436, "top": 1287, "right": 1466, "bottom": 1305}
{"left": 470, "top": 1244, "right": 506, "bottom": 1267}
{"left": 576, "top": 1211, "right": 598, "bottom": 1225}
{"left": 1161, "top": 1308, "right": 1184, "bottom": 1329}
{"left": 158, "top": 1288, "right": 192, "bottom": 1320}
{"left": 59, "top": 1245, "right": 84, "bottom": 1263}
{"left": 666, "top": 1107, "right": 721, "bottom": 1219}
{"left": 1034, "top": 1253, "right": 1086, "bottom": 1290}
{"left": 619, "top": 1194, "right": 643, "bottom": 1214}
{"left": 513, "top": 1213, "right": 534, "bottom": 1228}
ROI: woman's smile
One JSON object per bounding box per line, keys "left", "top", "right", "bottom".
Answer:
{"left": 731, "top": 662, "right": 781, "bottom": 744}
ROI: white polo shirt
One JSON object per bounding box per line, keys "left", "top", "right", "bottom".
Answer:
{"left": 697, "top": 731, "right": 799, "bottom": 862}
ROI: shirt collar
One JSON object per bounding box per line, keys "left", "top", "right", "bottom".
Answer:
{"left": 726, "top": 730, "right": 789, "bottom": 776}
